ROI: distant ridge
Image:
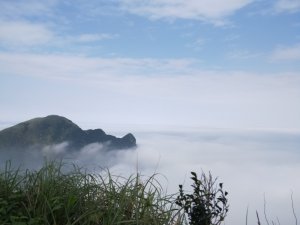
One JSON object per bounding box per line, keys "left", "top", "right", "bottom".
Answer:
{"left": 0, "top": 115, "right": 136, "bottom": 151}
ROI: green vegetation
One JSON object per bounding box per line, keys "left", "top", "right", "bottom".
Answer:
{"left": 176, "top": 172, "right": 229, "bottom": 225}
{"left": 0, "top": 161, "right": 230, "bottom": 225}
{"left": 0, "top": 161, "right": 179, "bottom": 225}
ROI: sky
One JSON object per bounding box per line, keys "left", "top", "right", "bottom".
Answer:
{"left": 1, "top": 1, "right": 300, "bottom": 224}
{"left": 0, "top": 0, "right": 300, "bottom": 130}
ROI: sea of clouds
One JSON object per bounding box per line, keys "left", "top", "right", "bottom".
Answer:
{"left": 1, "top": 128, "right": 299, "bottom": 225}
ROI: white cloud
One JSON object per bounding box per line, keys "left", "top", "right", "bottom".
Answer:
{"left": 0, "top": 52, "right": 198, "bottom": 80}
{"left": 110, "top": 130, "right": 300, "bottom": 225}
{"left": 227, "top": 50, "right": 262, "bottom": 59}
{"left": 0, "top": 52, "right": 300, "bottom": 130}
{"left": 42, "top": 142, "right": 69, "bottom": 155}
{"left": 0, "top": 21, "right": 54, "bottom": 46}
{"left": 274, "top": 0, "right": 300, "bottom": 13}
{"left": 0, "top": 19, "right": 118, "bottom": 48}
{"left": 75, "top": 33, "right": 118, "bottom": 42}
{"left": 0, "top": 0, "right": 55, "bottom": 19}
{"left": 270, "top": 44, "right": 300, "bottom": 61}
{"left": 2, "top": 129, "right": 299, "bottom": 225}
{"left": 119, "top": 0, "right": 254, "bottom": 24}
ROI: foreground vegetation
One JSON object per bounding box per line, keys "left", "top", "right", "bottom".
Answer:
{"left": 0, "top": 161, "right": 176, "bottom": 225}
{"left": 0, "top": 161, "right": 229, "bottom": 225}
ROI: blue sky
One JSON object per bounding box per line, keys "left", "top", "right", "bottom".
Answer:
{"left": 0, "top": 0, "right": 300, "bottom": 130}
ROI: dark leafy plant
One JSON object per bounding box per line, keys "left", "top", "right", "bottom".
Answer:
{"left": 176, "top": 171, "right": 229, "bottom": 225}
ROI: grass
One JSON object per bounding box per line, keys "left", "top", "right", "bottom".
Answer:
{"left": 2, "top": 160, "right": 296, "bottom": 225}
{"left": 0, "top": 161, "right": 180, "bottom": 225}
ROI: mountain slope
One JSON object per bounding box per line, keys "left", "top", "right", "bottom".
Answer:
{"left": 0, "top": 115, "right": 136, "bottom": 150}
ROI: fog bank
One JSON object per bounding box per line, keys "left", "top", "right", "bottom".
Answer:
{"left": 1, "top": 128, "right": 299, "bottom": 225}
{"left": 110, "top": 129, "right": 300, "bottom": 225}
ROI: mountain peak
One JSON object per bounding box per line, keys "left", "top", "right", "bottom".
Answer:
{"left": 0, "top": 115, "right": 137, "bottom": 151}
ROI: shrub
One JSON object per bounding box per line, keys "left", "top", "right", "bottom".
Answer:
{"left": 175, "top": 172, "right": 229, "bottom": 225}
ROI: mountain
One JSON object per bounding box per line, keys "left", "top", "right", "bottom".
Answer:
{"left": 0, "top": 115, "right": 136, "bottom": 151}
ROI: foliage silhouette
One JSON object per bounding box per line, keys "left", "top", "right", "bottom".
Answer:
{"left": 176, "top": 171, "right": 229, "bottom": 225}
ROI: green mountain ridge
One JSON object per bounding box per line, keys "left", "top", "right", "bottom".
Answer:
{"left": 0, "top": 115, "right": 136, "bottom": 150}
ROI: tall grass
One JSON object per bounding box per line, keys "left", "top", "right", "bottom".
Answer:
{"left": 2, "top": 160, "right": 298, "bottom": 225}
{"left": 0, "top": 161, "right": 179, "bottom": 225}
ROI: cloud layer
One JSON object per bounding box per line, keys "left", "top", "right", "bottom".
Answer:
{"left": 1, "top": 52, "right": 299, "bottom": 130}
{"left": 1, "top": 128, "right": 299, "bottom": 225}
{"left": 108, "top": 129, "right": 300, "bottom": 225}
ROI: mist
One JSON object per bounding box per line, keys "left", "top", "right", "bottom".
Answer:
{"left": 0, "top": 128, "right": 299, "bottom": 225}
{"left": 0, "top": 141, "right": 130, "bottom": 171}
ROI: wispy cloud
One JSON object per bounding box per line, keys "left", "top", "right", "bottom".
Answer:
{"left": 227, "top": 49, "right": 262, "bottom": 60}
{"left": 224, "top": 34, "right": 240, "bottom": 42}
{"left": 72, "top": 33, "right": 118, "bottom": 43}
{"left": 0, "top": 21, "right": 54, "bottom": 46}
{"left": 0, "top": 0, "right": 55, "bottom": 20}
{"left": 186, "top": 38, "right": 207, "bottom": 51}
{"left": 274, "top": 0, "right": 300, "bottom": 13}
{"left": 0, "top": 20, "right": 118, "bottom": 50}
{"left": 119, "top": 0, "right": 254, "bottom": 25}
{"left": 270, "top": 43, "right": 300, "bottom": 61}
{"left": 0, "top": 0, "right": 118, "bottom": 50}
{"left": 0, "top": 52, "right": 198, "bottom": 79}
